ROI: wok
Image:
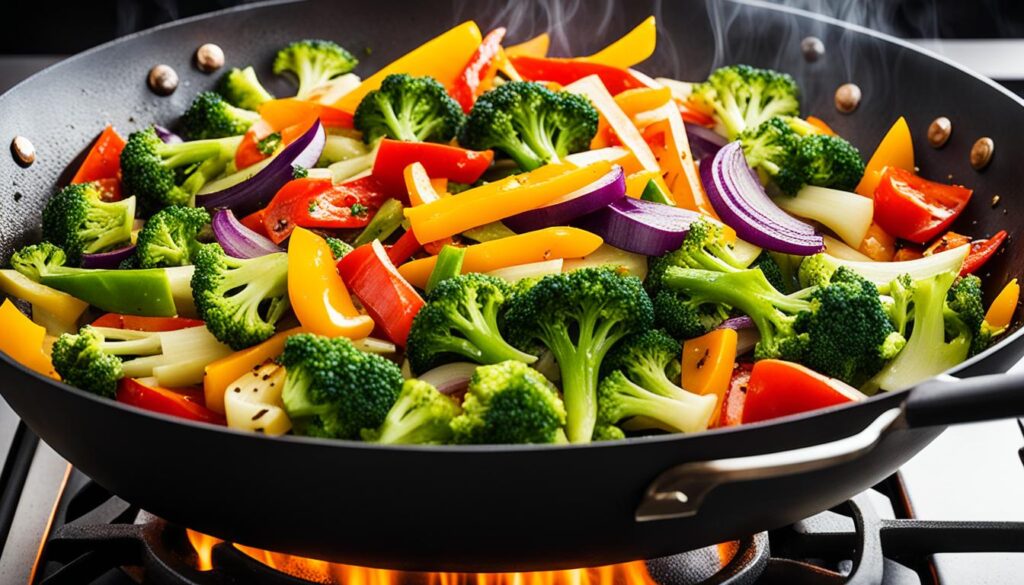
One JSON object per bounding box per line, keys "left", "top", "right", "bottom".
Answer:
{"left": 1, "top": 0, "right": 1024, "bottom": 572}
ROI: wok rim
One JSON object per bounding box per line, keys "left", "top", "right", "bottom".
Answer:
{"left": 0, "top": 0, "right": 1021, "bottom": 455}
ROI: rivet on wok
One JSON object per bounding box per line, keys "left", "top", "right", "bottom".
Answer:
{"left": 970, "top": 137, "right": 994, "bottom": 170}
{"left": 834, "top": 83, "right": 861, "bottom": 114}
{"left": 927, "top": 117, "right": 952, "bottom": 148}
{"left": 195, "top": 43, "right": 225, "bottom": 73}
{"left": 148, "top": 64, "right": 179, "bottom": 96}
{"left": 801, "top": 36, "right": 825, "bottom": 62}
{"left": 10, "top": 136, "right": 36, "bottom": 167}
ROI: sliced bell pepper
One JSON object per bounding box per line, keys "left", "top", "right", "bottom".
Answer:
{"left": 805, "top": 116, "right": 836, "bottom": 136}
{"left": 625, "top": 170, "right": 671, "bottom": 199}
{"left": 372, "top": 139, "right": 493, "bottom": 197}
{"left": 287, "top": 227, "right": 376, "bottom": 340}
{"left": 258, "top": 98, "right": 353, "bottom": 130}
{"left": 642, "top": 105, "right": 719, "bottom": 221}
{"left": 240, "top": 208, "right": 271, "bottom": 238}
{"left": 856, "top": 117, "right": 914, "bottom": 198}
{"left": 742, "top": 359, "right": 865, "bottom": 424}
{"left": 893, "top": 246, "right": 925, "bottom": 262}
{"left": 91, "top": 313, "right": 203, "bottom": 331}
{"left": 336, "top": 240, "right": 424, "bottom": 347}
{"left": 565, "top": 146, "right": 642, "bottom": 175}
{"left": 564, "top": 76, "right": 660, "bottom": 172}
{"left": 235, "top": 119, "right": 276, "bottom": 171}
{"left": 36, "top": 268, "right": 180, "bottom": 317}
{"left": 873, "top": 167, "right": 973, "bottom": 244}
{"left": 386, "top": 229, "right": 423, "bottom": 265}
{"left": 509, "top": 55, "right": 646, "bottom": 96}
{"left": 678, "top": 102, "right": 715, "bottom": 128}
{"left": 72, "top": 125, "right": 126, "bottom": 186}
{"left": 451, "top": 27, "right": 507, "bottom": 113}
{"left": 505, "top": 33, "right": 550, "bottom": 58}
{"left": 961, "top": 231, "right": 1008, "bottom": 276}
{"left": 984, "top": 278, "right": 1019, "bottom": 331}
{"left": 613, "top": 86, "right": 672, "bottom": 118}
{"left": 117, "top": 378, "right": 225, "bottom": 425}
{"left": 405, "top": 162, "right": 441, "bottom": 206}
{"left": 404, "top": 160, "right": 612, "bottom": 243}
{"left": 335, "top": 22, "right": 483, "bottom": 112}
{"left": 717, "top": 362, "right": 753, "bottom": 428}
{"left": 0, "top": 299, "right": 58, "bottom": 379}
{"left": 858, "top": 221, "right": 897, "bottom": 261}
{"left": 0, "top": 269, "right": 88, "bottom": 331}
{"left": 681, "top": 328, "right": 738, "bottom": 424}
{"left": 398, "top": 226, "right": 603, "bottom": 289}
{"left": 204, "top": 326, "right": 304, "bottom": 414}
{"left": 262, "top": 176, "right": 391, "bottom": 244}
{"left": 924, "top": 231, "right": 971, "bottom": 256}
{"left": 579, "top": 16, "right": 657, "bottom": 69}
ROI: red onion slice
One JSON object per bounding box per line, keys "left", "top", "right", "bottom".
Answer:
{"left": 196, "top": 119, "right": 326, "bottom": 216}
{"left": 685, "top": 122, "right": 726, "bottom": 160}
{"left": 702, "top": 142, "right": 823, "bottom": 255}
{"left": 212, "top": 209, "right": 283, "bottom": 258}
{"left": 574, "top": 197, "right": 703, "bottom": 256}
{"left": 418, "top": 362, "right": 478, "bottom": 395}
{"left": 718, "top": 315, "right": 754, "bottom": 330}
{"left": 153, "top": 125, "right": 183, "bottom": 144}
{"left": 504, "top": 165, "right": 626, "bottom": 233}
{"left": 80, "top": 244, "right": 137, "bottom": 268}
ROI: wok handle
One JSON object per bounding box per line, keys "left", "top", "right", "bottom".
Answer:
{"left": 635, "top": 408, "right": 904, "bottom": 522}
{"left": 904, "top": 372, "right": 1024, "bottom": 428}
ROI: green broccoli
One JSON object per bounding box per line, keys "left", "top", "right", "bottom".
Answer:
{"left": 134, "top": 206, "right": 210, "bottom": 268}
{"left": 218, "top": 66, "right": 275, "bottom": 110}
{"left": 690, "top": 65, "right": 800, "bottom": 139}
{"left": 458, "top": 81, "right": 598, "bottom": 171}
{"left": 752, "top": 251, "right": 787, "bottom": 293}
{"left": 324, "top": 237, "right": 353, "bottom": 260}
{"left": 450, "top": 360, "right": 567, "bottom": 444}
{"left": 592, "top": 424, "right": 627, "bottom": 441}
{"left": 652, "top": 289, "right": 730, "bottom": 340}
{"left": 50, "top": 326, "right": 128, "bottom": 397}
{"left": 504, "top": 267, "right": 653, "bottom": 443}
{"left": 602, "top": 329, "right": 702, "bottom": 403}
{"left": 794, "top": 134, "right": 865, "bottom": 192}
{"left": 406, "top": 273, "right": 537, "bottom": 374}
{"left": 120, "top": 127, "right": 239, "bottom": 213}
{"left": 273, "top": 39, "right": 358, "bottom": 100}
{"left": 885, "top": 273, "right": 914, "bottom": 338}
{"left": 354, "top": 73, "right": 464, "bottom": 144}
{"left": 191, "top": 243, "right": 290, "bottom": 350}
{"left": 361, "top": 379, "right": 461, "bottom": 444}
{"left": 945, "top": 275, "right": 990, "bottom": 357}
{"left": 40, "top": 182, "right": 136, "bottom": 265}
{"left": 181, "top": 91, "right": 261, "bottom": 140}
{"left": 280, "top": 333, "right": 403, "bottom": 440}
{"left": 738, "top": 116, "right": 804, "bottom": 194}
{"left": 597, "top": 370, "right": 716, "bottom": 435}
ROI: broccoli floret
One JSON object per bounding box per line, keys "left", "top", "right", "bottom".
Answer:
{"left": 191, "top": 243, "right": 290, "bottom": 350}
{"left": 752, "top": 251, "right": 787, "bottom": 293}
{"left": 354, "top": 73, "right": 464, "bottom": 144}
{"left": 450, "top": 360, "right": 567, "bottom": 444}
{"left": 592, "top": 424, "right": 626, "bottom": 441}
{"left": 885, "top": 273, "right": 915, "bottom": 338}
{"left": 218, "top": 66, "right": 275, "bottom": 110}
{"left": 652, "top": 289, "right": 729, "bottom": 340}
{"left": 360, "top": 379, "right": 461, "bottom": 444}
{"left": 794, "top": 134, "right": 865, "bottom": 192}
{"left": 280, "top": 333, "right": 403, "bottom": 440}
{"left": 134, "top": 206, "right": 210, "bottom": 268}
{"left": 504, "top": 267, "right": 653, "bottom": 443}
{"left": 690, "top": 65, "right": 800, "bottom": 139}
{"left": 181, "top": 91, "right": 260, "bottom": 140}
{"left": 739, "top": 117, "right": 804, "bottom": 194}
{"left": 797, "top": 253, "right": 840, "bottom": 289}
{"left": 9, "top": 242, "right": 68, "bottom": 281}
{"left": 273, "top": 39, "right": 357, "bottom": 99}
{"left": 50, "top": 326, "right": 128, "bottom": 397}
{"left": 120, "top": 127, "right": 238, "bottom": 213}
{"left": 324, "top": 237, "right": 353, "bottom": 260}
{"left": 602, "top": 329, "right": 704, "bottom": 406}
{"left": 946, "top": 275, "right": 989, "bottom": 356}
{"left": 406, "top": 273, "right": 537, "bottom": 374}
{"left": 41, "top": 182, "right": 136, "bottom": 265}
{"left": 597, "top": 370, "right": 716, "bottom": 435}
{"left": 458, "top": 81, "right": 598, "bottom": 171}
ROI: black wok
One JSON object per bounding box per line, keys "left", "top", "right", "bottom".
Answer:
{"left": 1, "top": 0, "right": 1024, "bottom": 572}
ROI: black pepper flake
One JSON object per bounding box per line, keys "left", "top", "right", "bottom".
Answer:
{"left": 232, "top": 387, "right": 241, "bottom": 393}
{"left": 696, "top": 348, "right": 710, "bottom": 369}
{"left": 251, "top": 408, "right": 269, "bottom": 421}
{"left": 253, "top": 371, "right": 259, "bottom": 377}
{"left": 739, "top": 384, "right": 748, "bottom": 394}
{"left": 13, "top": 192, "right": 22, "bottom": 202}
{"left": 254, "top": 428, "right": 265, "bottom": 433}
{"left": 262, "top": 374, "right": 271, "bottom": 381}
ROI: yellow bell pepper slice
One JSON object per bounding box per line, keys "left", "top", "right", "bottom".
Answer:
{"left": 404, "top": 162, "right": 442, "bottom": 206}
{"left": 614, "top": 86, "right": 672, "bottom": 118}
{"left": 625, "top": 170, "right": 672, "bottom": 199}
{"left": 505, "top": 33, "right": 550, "bottom": 58}
{"left": 855, "top": 116, "right": 914, "bottom": 197}
{"left": 404, "top": 160, "right": 612, "bottom": 243}
{"left": 288, "top": 227, "right": 376, "bottom": 340}
{"left": 564, "top": 75, "right": 660, "bottom": 173}
{"left": 203, "top": 326, "right": 304, "bottom": 414}
{"left": 0, "top": 299, "right": 58, "bottom": 379}
{"left": 579, "top": 16, "right": 657, "bottom": 69}
{"left": 565, "top": 146, "right": 642, "bottom": 175}
{"left": 399, "top": 227, "right": 603, "bottom": 289}
{"left": 0, "top": 269, "right": 88, "bottom": 330}
{"left": 985, "top": 278, "right": 1019, "bottom": 332}
{"left": 681, "top": 328, "right": 738, "bottom": 424}
{"left": 334, "top": 22, "right": 483, "bottom": 112}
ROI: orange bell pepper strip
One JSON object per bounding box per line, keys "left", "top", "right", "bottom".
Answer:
{"left": 855, "top": 117, "right": 914, "bottom": 197}
{"left": 564, "top": 75, "right": 660, "bottom": 172}
{"left": 72, "top": 125, "right": 126, "bottom": 186}
{"left": 259, "top": 98, "right": 353, "bottom": 130}
{"left": 0, "top": 300, "right": 58, "bottom": 380}
{"left": 578, "top": 16, "right": 657, "bottom": 69}
{"left": 681, "top": 328, "right": 738, "bottom": 424}
{"left": 565, "top": 146, "right": 642, "bottom": 175}
{"left": 642, "top": 108, "right": 721, "bottom": 222}
{"left": 984, "top": 278, "right": 1019, "bottom": 332}
{"left": 505, "top": 33, "right": 550, "bottom": 58}
{"left": 404, "top": 160, "right": 612, "bottom": 243}
{"left": 858, "top": 222, "right": 897, "bottom": 261}
{"left": 334, "top": 22, "right": 483, "bottom": 112}
{"left": 398, "top": 227, "right": 603, "bottom": 289}
{"left": 614, "top": 86, "right": 673, "bottom": 118}
{"left": 404, "top": 162, "right": 442, "bottom": 206}
{"left": 204, "top": 326, "right": 304, "bottom": 414}
{"left": 287, "top": 227, "right": 376, "bottom": 340}
{"left": 805, "top": 116, "right": 836, "bottom": 136}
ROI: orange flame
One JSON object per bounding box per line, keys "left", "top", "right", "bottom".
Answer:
{"left": 186, "top": 529, "right": 737, "bottom": 585}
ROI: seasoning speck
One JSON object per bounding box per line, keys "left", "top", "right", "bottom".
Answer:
{"left": 13, "top": 192, "right": 23, "bottom": 202}
{"left": 11, "top": 136, "right": 35, "bottom": 167}
{"left": 992, "top": 194, "right": 1001, "bottom": 207}
{"left": 970, "top": 137, "right": 994, "bottom": 170}
{"left": 148, "top": 64, "right": 179, "bottom": 96}
{"left": 696, "top": 348, "right": 710, "bottom": 369}
{"left": 800, "top": 36, "right": 825, "bottom": 62}
{"left": 195, "top": 43, "right": 225, "bottom": 73}
{"left": 233, "top": 387, "right": 241, "bottom": 393}
{"left": 927, "top": 116, "right": 952, "bottom": 148}
{"left": 834, "top": 83, "right": 861, "bottom": 114}
{"left": 251, "top": 408, "right": 269, "bottom": 421}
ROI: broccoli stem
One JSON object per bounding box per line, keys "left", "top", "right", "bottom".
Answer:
{"left": 457, "top": 308, "right": 538, "bottom": 366}
{"left": 157, "top": 140, "right": 223, "bottom": 169}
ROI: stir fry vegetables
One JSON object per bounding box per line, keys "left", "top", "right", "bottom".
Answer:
{"left": 0, "top": 18, "right": 1015, "bottom": 446}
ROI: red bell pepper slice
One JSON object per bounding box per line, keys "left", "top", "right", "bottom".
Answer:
{"left": 961, "top": 230, "right": 1008, "bottom": 276}
{"left": 679, "top": 103, "right": 715, "bottom": 128}
{"left": 262, "top": 176, "right": 390, "bottom": 244}
{"left": 508, "top": 55, "right": 646, "bottom": 95}
{"left": 716, "top": 362, "right": 752, "bottom": 428}
{"left": 336, "top": 240, "right": 424, "bottom": 347}
{"left": 72, "top": 125, "right": 126, "bottom": 185}
{"left": 371, "top": 139, "right": 494, "bottom": 197}
{"left": 450, "top": 27, "right": 507, "bottom": 113}
{"left": 91, "top": 313, "right": 204, "bottom": 332}
{"left": 117, "top": 378, "right": 226, "bottom": 425}
{"left": 386, "top": 229, "right": 422, "bottom": 265}
{"left": 240, "top": 208, "right": 271, "bottom": 238}
{"left": 742, "top": 360, "right": 865, "bottom": 424}
{"left": 873, "top": 167, "right": 973, "bottom": 245}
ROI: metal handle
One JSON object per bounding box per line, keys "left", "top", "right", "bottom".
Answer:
{"left": 634, "top": 408, "right": 904, "bottom": 522}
